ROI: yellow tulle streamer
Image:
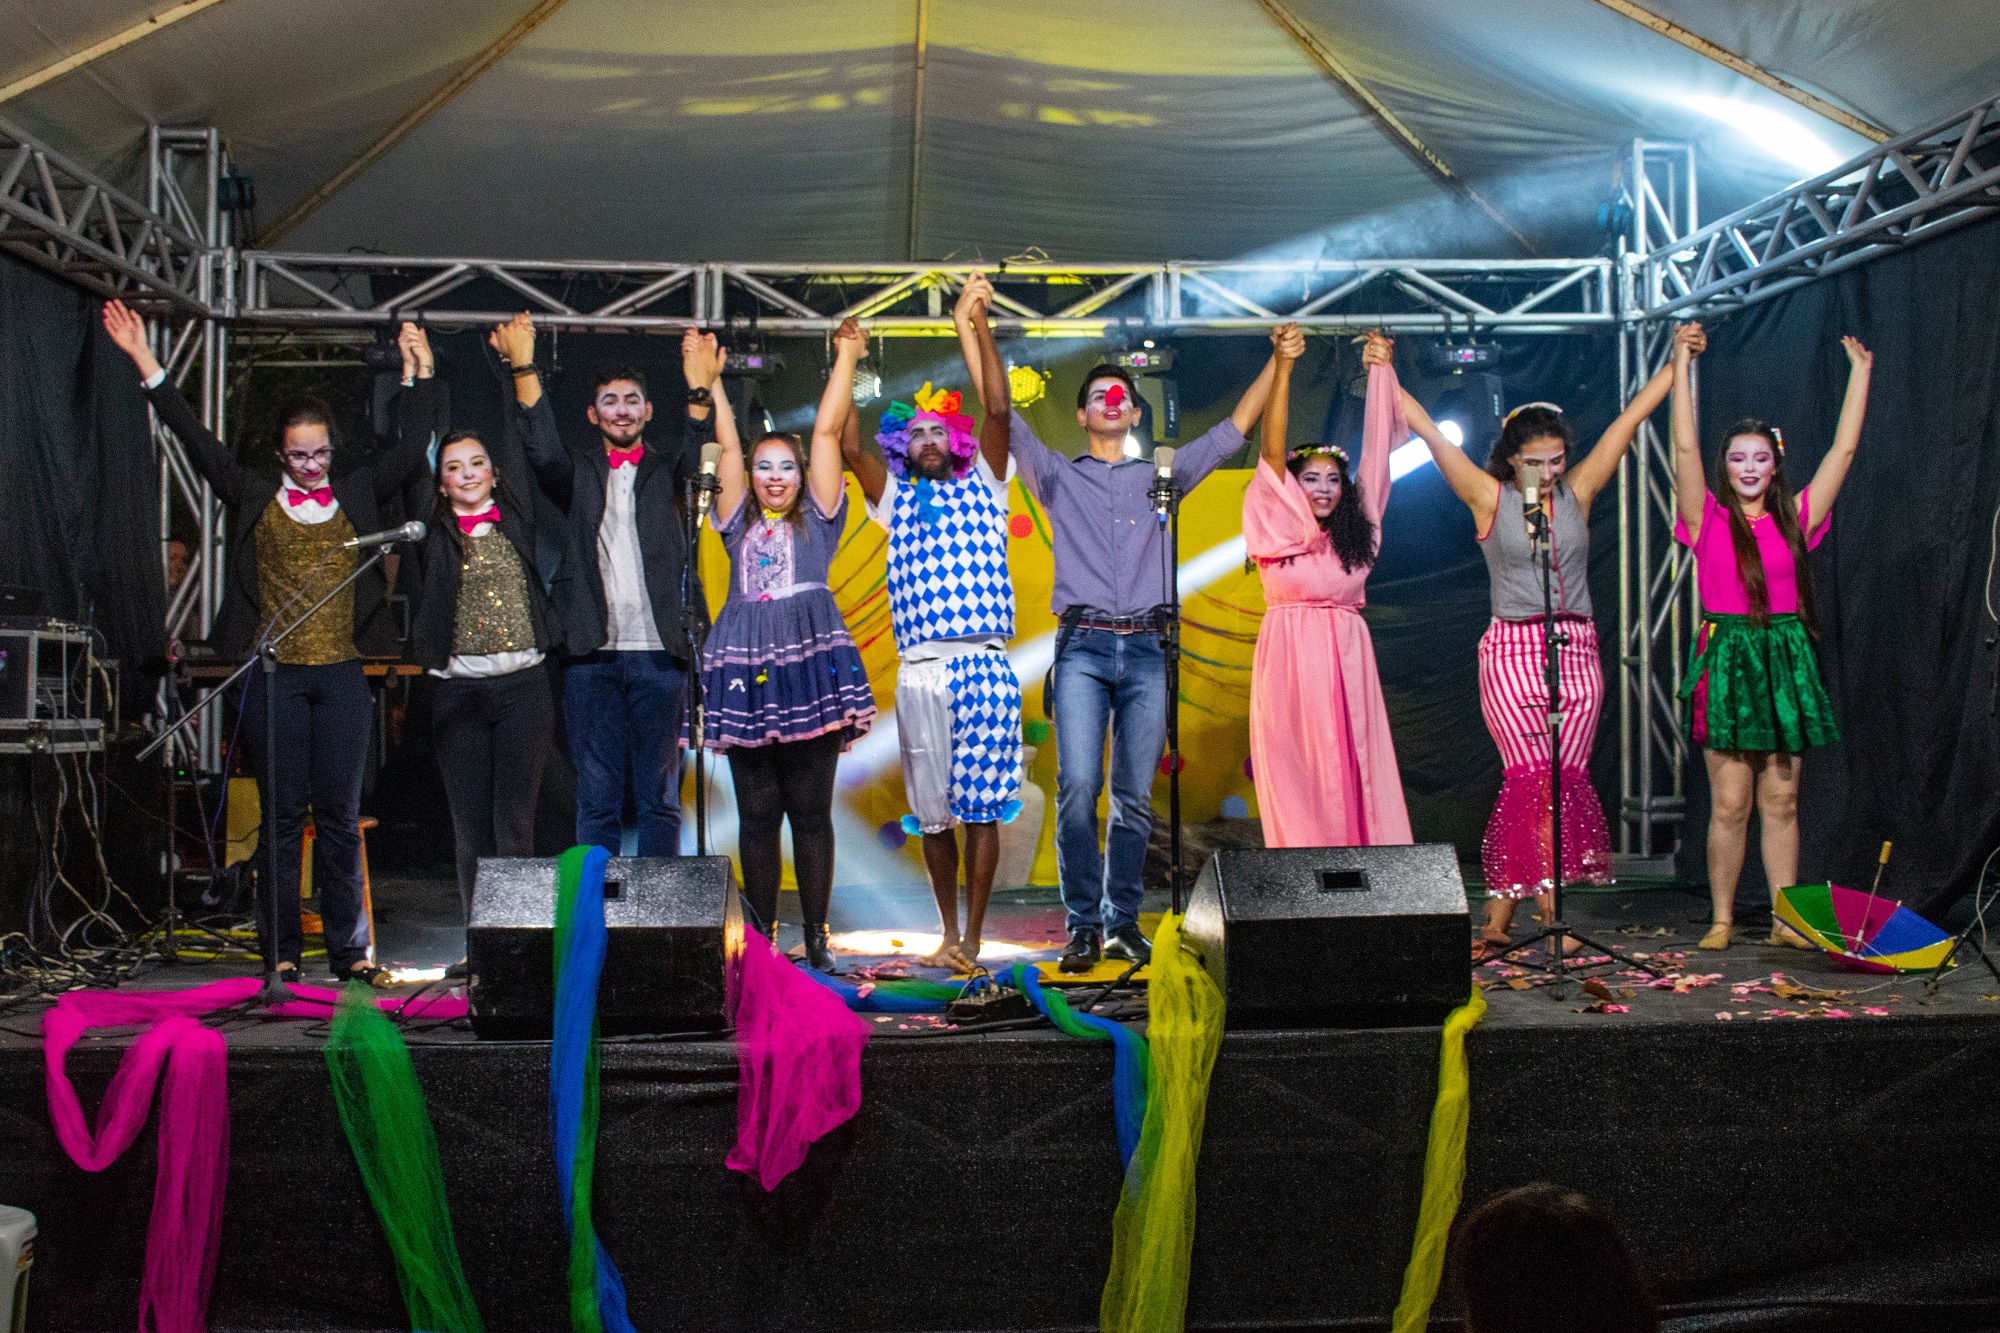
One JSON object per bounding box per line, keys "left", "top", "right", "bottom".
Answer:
{"left": 1101, "top": 912, "right": 1226, "bottom": 1333}
{"left": 1388, "top": 987, "right": 1489, "bottom": 1333}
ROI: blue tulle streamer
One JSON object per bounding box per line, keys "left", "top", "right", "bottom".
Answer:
{"left": 1011, "top": 963, "right": 1151, "bottom": 1168}
{"left": 551, "top": 845, "right": 636, "bottom": 1333}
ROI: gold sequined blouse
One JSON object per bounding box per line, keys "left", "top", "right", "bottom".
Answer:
{"left": 454, "top": 530, "right": 537, "bottom": 657}
{"left": 253, "top": 500, "right": 358, "bottom": 665}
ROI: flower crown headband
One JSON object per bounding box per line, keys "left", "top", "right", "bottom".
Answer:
{"left": 874, "top": 381, "right": 980, "bottom": 478}
{"left": 1285, "top": 443, "right": 1350, "bottom": 467}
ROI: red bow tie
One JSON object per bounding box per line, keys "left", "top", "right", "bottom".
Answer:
{"left": 457, "top": 507, "right": 501, "bottom": 534}
{"left": 607, "top": 443, "right": 645, "bottom": 469}
{"left": 285, "top": 486, "right": 333, "bottom": 508}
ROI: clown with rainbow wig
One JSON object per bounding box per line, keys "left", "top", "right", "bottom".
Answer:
{"left": 838, "top": 293, "right": 1024, "bottom": 974}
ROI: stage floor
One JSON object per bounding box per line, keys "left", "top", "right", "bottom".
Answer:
{"left": 5, "top": 883, "right": 2000, "bottom": 1332}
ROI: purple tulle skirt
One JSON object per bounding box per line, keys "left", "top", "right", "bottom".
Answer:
{"left": 1480, "top": 764, "right": 1615, "bottom": 898}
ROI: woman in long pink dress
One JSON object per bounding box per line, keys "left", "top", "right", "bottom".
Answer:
{"left": 1245, "top": 327, "right": 1412, "bottom": 847}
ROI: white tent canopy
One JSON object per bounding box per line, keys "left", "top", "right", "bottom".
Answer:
{"left": 3, "top": 0, "right": 1994, "bottom": 264}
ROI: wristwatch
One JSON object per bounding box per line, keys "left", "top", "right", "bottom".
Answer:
{"left": 687, "top": 386, "right": 713, "bottom": 407}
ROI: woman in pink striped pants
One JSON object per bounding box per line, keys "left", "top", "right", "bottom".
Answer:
{"left": 1397, "top": 324, "right": 1701, "bottom": 956}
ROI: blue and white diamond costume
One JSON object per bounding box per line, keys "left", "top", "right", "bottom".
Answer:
{"left": 867, "top": 455, "right": 1024, "bottom": 833}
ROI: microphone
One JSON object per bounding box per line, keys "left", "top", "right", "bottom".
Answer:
{"left": 342, "top": 520, "right": 427, "bottom": 550}
{"left": 1519, "top": 458, "right": 1545, "bottom": 509}
{"left": 1150, "top": 445, "right": 1177, "bottom": 522}
{"left": 695, "top": 442, "right": 722, "bottom": 523}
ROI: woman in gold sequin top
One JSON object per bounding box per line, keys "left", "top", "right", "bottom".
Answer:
{"left": 399, "top": 323, "right": 563, "bottom": 971}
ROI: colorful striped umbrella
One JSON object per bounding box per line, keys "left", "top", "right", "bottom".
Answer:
{"left": 1773, "top": 883, "right": 1954, "bottom": 973}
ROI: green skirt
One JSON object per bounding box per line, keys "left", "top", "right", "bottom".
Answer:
{"left": 1680, "top": 613, "right": 1839, "bottom": 753}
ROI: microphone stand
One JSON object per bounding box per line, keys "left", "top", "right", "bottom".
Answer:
{"left": 682, "top": 475, "right": 718, "bottom": 856}
{"left": 1150, "top": 465, "right": 1186, "bottom": 916}
{"left": 139, "top": 543, "right": 399, "bottom": 1003}
{"left": 1503, "top": 486, "right": 1659, "bottom": 992}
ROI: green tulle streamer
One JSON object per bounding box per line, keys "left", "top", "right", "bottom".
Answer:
{"left": 1100, "top": 913, "right": 1225, "bottom": 1333}
{"left": 325, "top": 982, "right": 485, "bottom": 1333}
{"left": 1389, "top": 987, "right": 1488, "bottom": 1333}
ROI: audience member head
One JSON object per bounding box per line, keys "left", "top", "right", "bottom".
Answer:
{"left": 1455, "top": 1184, "right": 1657, "bottom": 1333}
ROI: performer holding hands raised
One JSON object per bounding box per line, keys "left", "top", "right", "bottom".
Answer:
{"left": 694, "top": 327, "right": 874, "bottom": 971}
{"left": 1671, "top": 328, "right": 1870, "bottom": 950}
{"left": 1245, "top": 327, "right": 1411, "bottom": 847}
{"left": 1399, "top": 327, "right": 1699, "bottom": 957}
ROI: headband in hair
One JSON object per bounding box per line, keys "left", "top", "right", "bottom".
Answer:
{"left": 873, "top": 382, "right": 980, "bottom": 478}
{"left": 1769, "top": 425, "right": 1785, "bottom": 456}
{"left": 1503, "top": 400, "right": 1564, "bottom": 424}
{"left": 1286, "top": 443, "right": 1350, "bottom": 467}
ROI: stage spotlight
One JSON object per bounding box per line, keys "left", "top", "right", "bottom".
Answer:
{"left": 1439, "top": 420, "right": 1465, "bottom": 447}
{"left": 1122, "top": 432, "right": 1142, "bottom": 459}
{"left": 851, "top": 366, "right": 882, "bottom": 405}
{"left": 1007, "top": 362, "right": 1047, "bottom": 407}
{"left": 1685, "top": 95, "right": 1843, "bottom": 174}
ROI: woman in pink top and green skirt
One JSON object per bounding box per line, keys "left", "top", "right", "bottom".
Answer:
{"left": 1669, "top": 328, "right": 1873, "bottom": 950}
{"left": 1244, "top": 328, "right": 1412, "bottom": 848}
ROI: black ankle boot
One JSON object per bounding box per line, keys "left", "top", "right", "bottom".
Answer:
{"left": 802, "top": 923, "right": 838, "bottom": 974}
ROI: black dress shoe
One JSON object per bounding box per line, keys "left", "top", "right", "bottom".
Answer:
{"left": 1103, "top": 925, "right": 1152, "bottom": 966}
{"left": 1059, "top": 927, "right": 1103, "bottom": 974}
{"left": 802, "top": 923, "right": 839, "bottom": 974}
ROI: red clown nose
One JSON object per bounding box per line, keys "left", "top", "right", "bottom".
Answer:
{"left": 1104, "top": 385, "right": 1125, "bottom": 410}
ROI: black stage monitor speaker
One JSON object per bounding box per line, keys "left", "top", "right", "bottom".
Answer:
{"left": 466, "top": 856, "right": 742, "bottom": 1039}
{"left": 1182, "top": 845, "right": 1469, "bottom": 1029}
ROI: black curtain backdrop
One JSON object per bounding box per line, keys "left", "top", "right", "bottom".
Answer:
{"left": 0, "top": 256, "right": 165, "bottom": 705}
{"left": 1676, "top": 216, "right": 2000, "bottom": 920}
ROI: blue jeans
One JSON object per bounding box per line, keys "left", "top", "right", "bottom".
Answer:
{"left": 1052, "top": 628, "right": 1167, "bottom": 934}
{"left": 242, "top": 659, "right": 374, "bottom": 975}
{"left": 564, "top": 650, "right": 687, "bottom": 857}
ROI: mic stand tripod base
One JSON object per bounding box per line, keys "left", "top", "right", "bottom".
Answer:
{"left": 257, "top": 969, "right": 298, "bottom": 1006}
{"left": 1496, "top": 912, "right": 1669, "bottom": 992}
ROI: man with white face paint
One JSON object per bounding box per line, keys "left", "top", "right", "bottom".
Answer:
{"left": 841, "top": 287, "right": 1021, "bottom": 973}
{"left": 497, "top": 313, "right": 712, "bottom": 858}
{"left": 991, "top": 282, "right": 1291, "bottom": 972}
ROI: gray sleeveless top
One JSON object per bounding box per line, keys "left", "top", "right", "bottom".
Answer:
{"left": 1480, "top": 482, "right": 1592, "bottom": 619}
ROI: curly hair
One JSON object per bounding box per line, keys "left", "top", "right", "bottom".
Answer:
{"left": 1286, "top": 449, "right": 1377, "bottom": 573}
{"left": 873, "top": 382, "right": 979, "bottom": 478}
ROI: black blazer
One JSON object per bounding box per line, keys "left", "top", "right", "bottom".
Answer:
{"left": 399, "top": 379, "right": 562, "bottom": 671}
{"left": 146, "top": 379, "right": 427, "bottom": 660}
{"left": 516, "top": 395, "right": 710, "bottom": 662}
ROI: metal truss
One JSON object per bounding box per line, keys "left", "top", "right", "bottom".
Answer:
{"left": 233, "top": 253, "right": 1614, "bottom": 336}
{"left": 0, "top": 113, "right": 212, "bottom": 314}
{"left": 1616, "top": 140, "right": 1701, "bottom": 863}
{"left": 145, "top": 128, "right": 232, "bottom": 772}
{"left": 1636, "top": 93, "right": 2000, "bottom": 317}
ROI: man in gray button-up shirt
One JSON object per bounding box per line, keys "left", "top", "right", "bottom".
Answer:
{"left": 961, "top": 274, "right": 1294, "bottom": 970}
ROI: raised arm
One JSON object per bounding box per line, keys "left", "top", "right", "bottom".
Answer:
{"left": 1669, "top": 321, "right": 1708, "bottom": 537}
{"left": 102, "top": 298, "right": 255, "bottom": 506}
{"left": 810, "top": 318, "right": 865, "bottom": 516}
{"left": 1806, "top": 337, "right": 1873, "bottom": 531}
{"left": 953, "top": 271, "right": 994, "bottom": 408}
{"left": 375, "top": 322, "right": 445, "bottom": 500}
{"left": 1568, "top": 344, "right": 1684, "bottom": 507}
{"left": 828, "top": 320, "right": 892, "bottom": 506}
{"left": 965, "top": 293, "right": 1013, "bottom": 478}
{"left": 490, "top": 313, "right": 571, "bottom": 506}
{"left": 1398, "top": 385, "right": 1500, "bottom": 525}
{"left": 1229, "top": 336, "right": 1286, "bottom": 437}
{"left": 1357, "top": 331, "right": 1400, "bottom": 517}
{"left": 1258, "top": 323, "right": 1304, "bottom": 472}
{"left": 708, "top": 359, "right": 747, "bottom": 528}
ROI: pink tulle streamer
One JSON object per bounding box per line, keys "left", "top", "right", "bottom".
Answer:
{"left": 267, "top": 983, "right": 469, "bottom": 1023}
{"left": 42, "top": 977, "right": 261, "bottom": 1333}
{"left": 1480, "top": 764, "right": 1615, "bottom": 898}
{"left": 725, "top": 937, "right": 871, "bottom": 1191}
